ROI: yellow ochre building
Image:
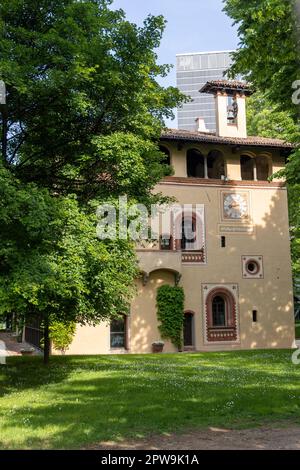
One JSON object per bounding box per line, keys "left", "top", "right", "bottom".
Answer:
{"left": 55, "top": 80, "right": 296, "bottom": 355}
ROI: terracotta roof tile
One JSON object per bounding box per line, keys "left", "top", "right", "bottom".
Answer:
{"left": 200, "top": 80, "right": 254, "bottom": 96}
{"left": 161, "top": 128, "right": 293, "bottom": 149}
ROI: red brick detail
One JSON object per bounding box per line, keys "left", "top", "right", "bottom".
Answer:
{"left": 161, "top": 176, "right": 285, "bottom": 188}
{"left": 207, "top": 327, "right": 237, "bottom": 342}
{"left": 182, "top": 250, "right": 205, "bottom": 263}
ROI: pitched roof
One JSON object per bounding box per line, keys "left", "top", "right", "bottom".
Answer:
{"left": 200, "top": 80, "right": 254, "bottom": 96}
{"left": 160, "top": 128, "right": 293, "bottom": 150}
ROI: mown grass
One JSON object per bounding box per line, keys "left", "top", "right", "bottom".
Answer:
{"left": 0, "top": 350, "right": 299, "bottom": 449}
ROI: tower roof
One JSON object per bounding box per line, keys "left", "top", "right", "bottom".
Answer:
{"left": 200, "top": 80, "right": 254, "bottom": 96}
{"left": 160, "top": 128, "right": 293, "bottom": 150}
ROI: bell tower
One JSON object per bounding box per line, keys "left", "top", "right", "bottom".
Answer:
{"left": 200, "top": 80, "right": 253, "bottom": 139}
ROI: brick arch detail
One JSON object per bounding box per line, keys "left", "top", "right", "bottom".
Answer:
{"left": 184, "top": 310, "right": 195, "bottom": 316}
{"left": 205, "top": 287, "right": 238, "bottom": 342}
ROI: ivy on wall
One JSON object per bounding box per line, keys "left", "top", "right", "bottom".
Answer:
{"left": 156, "top": 285, "right": 185, "bottom": 349}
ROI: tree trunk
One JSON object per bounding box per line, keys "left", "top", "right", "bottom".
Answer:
{"left": 43, "top": 317, "right": 50, "bottom": 365}
{"left": 0, "top": 104, "right": 8, "bottom": 164}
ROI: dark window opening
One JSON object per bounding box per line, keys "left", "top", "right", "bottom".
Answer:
{"left": 187, "top": 149, "right": 205, "bottom": 178}
{"left": 248, "top": 262, "right": 256, "bottom": 272}
{"left": 184, "top": 312, "right": 194, "bottom": 347}
{"left": 252, "top": 310, "right": 258, "bottom": 323}
{"left": 212, "top": 295, "right": 226, "bottom": 327}
{"left": 256, "top": 156, "right": 270, "bottom": 181}
{"left": 246, "top": 260, "right": 260, "bottom": 275}
{"left": 110, "top": 316, "right": 127, "bottom": 349}
{"left": 240, "top": 155, "right": 254, "bottom": 180}
{"left": 227, "top": 96, "right": 238, "bottom": 124}
{"left": 181, "top": 216, "right": 196, "bottom": 250}
{"left": 221, "top": 236, "right": 226, "bottom": 248}
{"left": 160, "top": 235, "right": 173, "bottom": 251}
{"left": 207, "top": 150, "right": 225, "bottom": 179}
{"left": 159, "top": 146, "right": 171, "bottom": 166}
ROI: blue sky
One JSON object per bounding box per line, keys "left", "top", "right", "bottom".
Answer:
{"left": 111, "top": 0, "right": 239, "bottom": 125}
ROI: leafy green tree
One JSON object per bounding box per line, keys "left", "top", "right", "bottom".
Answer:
{"left": 49, "top": 321, "right": 76, "bottom": 354}
{"left": 247, "top": 92, "right": 298, "bottom": 140}
{"left": 0, "top": 0, "right": 186, "bottom": 363}
{"left": 0, "top": 0, "right": 184, "bottom": 196}
{"left": 0, "top": 165, "right": 138, "bottom": 362}
{"left": 246, "top": 92, "right": 300, "bottom": 276}
{"left": 223, "top": 0, "right": 300, "bottom": 183}
{"left": 224, "top": 0, "right": 299, "bottom": 118}
{"left": 224, "top": 0, "right": 300, "bottom": 277}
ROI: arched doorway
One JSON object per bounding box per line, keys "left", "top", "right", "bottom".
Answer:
{"left": 183, "top": 311, "right": 194, "bottom": 349}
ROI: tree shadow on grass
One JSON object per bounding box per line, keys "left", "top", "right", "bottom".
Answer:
{"left": 0, "top": 351, "right": 300, "bottom": 449}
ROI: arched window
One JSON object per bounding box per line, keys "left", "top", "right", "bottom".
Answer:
{"left": 159, "top": 145, "right": 171, "bottom": 166}
{"left": 187, "top": 149, "right": 205, "bottom": 178}
{"left": 212, "top": 296, "right": 226, "bottom": 326}
{"left": 207, "top": 150, "right": 225, "bottom": 179}
{"left": 256, "top": 156, "right": 270, "bottom": 181}
{"left": 240, "top": 155, "right": 254, "bottom": 180}
{"left": 181, "top": 215, "right": 196, "bottom": 250}
{"left": 205, "top": 287, "right": 238, "bottom": 342}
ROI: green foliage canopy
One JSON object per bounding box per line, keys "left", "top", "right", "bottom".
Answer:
{"left": 0, "top": 0, "right": 185, "bottom": 197}
{"left": 224, "top": 0, "right": 299, "bottom": 118}
{"left": 0, "top": 0, "right": 186, "bottom": 362}
{"left": 247, "top": 92, "right": 298, "bottom": 141}
{"left": 0, "top": 165, "right": 138, "bottom": 325}
{"left": 224, "top": 0, "right": 300, "bottom": 277}
{"left": 49, "top": 321, "right": 76, "bottom": 353}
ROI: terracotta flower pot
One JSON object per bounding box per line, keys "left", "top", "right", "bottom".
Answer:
{"left": 152, "top": 343, "right": 164, "bottom": 353}
{"left": 20, "top": 350, "right": 34, "bottom": 356}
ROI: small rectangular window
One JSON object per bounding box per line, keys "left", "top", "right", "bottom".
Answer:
{"left": 160, "top": 235, "right": 172, "bottom": 251}
{"left": 252, "top": 310, "right": 258, "bottom": 323}
{"left": 221, "top": 236, "right": 226, "bottom": 248}
{"left": 110, "top": 316, "right": 126, "bottom": 349}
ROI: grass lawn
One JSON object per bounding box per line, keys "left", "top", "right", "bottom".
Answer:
{"left": 0, "top": 350, "right": 300, "bottom": 449}
{"left": 296, "top": 323, "right": 300, "bottom": 339}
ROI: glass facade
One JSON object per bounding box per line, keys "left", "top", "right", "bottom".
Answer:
{"left": 176, "top": 51, "right": 233, "bottom": 132}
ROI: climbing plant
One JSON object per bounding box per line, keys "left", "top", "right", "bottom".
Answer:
{"left": 156, "top": 285, "right": 185, "bottom": 349}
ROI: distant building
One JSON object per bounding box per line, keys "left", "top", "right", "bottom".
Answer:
{"left": 176, "top": 51, "right": 233, "bottom": 132}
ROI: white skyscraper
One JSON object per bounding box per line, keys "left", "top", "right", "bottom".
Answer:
{"left": 176, "top": 51, "right": 233, "bottom": 132}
